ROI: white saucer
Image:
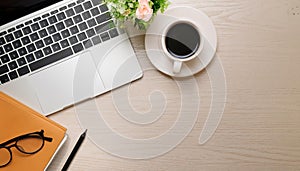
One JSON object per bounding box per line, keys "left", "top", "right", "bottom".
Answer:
{"left": 145, "top": 6, "right": 217, "bottom": 77}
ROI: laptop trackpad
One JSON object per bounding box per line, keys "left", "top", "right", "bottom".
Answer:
{"left": 29, "top": 52, "right": 106, "bottom": 115}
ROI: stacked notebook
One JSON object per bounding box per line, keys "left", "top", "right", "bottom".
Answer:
{"left": 0, "top": 92, "right": 67, "bottom": 171}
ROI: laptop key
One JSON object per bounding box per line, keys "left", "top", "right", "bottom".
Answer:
{"left": 0, "top": 74, "right": 9, "bottom": 84}
{"left": 25, "top": 20, "right": 33, "bottom": 25}
{"left": 40, "top": 19, "right": 49, "bottom": 28}
{"left": 47, "top": 25, "right": 57, "bottom": 34}
{"left": 44, "top": 36, "right": 53, "bottom": 45}
{"left": 8, "top": 28, "right": 16, "bottom": 33}
{"left": 96, "top": 13, "right": 112, "bottom": 24}
{"left": 17, "top": 66, "right": 30, "bottom": 76}
{"left": 27, "top": 43, "right": 36, "bottom": 53}
{"left": 91, "top": 0, "right": 101, "bottom": 6}
{"left": 31, "top": 23, "right": 40, "bottom": 31}
{"left": 109, "top": 28, "right": 119, "bottom": 38}
{"left": 0, "top": 47, "right": 4, "bottom": 55}
{"left": 95, "top": 20, "right": 114, "bottom": 34}
{"left": 22, "top": 26, "right": 32, "bottom": 35}
{"left": 60, "top": 40, "right": 70, "bottom": 48}
{"left": 100, "top": 32, "right": 110, "bottom": 42}
{"left": 12, "top": 39, "right": 22, "bottom": 51}
{"left": 42, "top": 13, "right": 50, "bottom": 18}
{"left": 73, "top": 15, "right": 83, "bottom": 24}
{"left": 91, "top": 7, "right": 100, "bottom": 16}
{"left": 61, "top": 29, "right": 71, "bottom": 38}
{"left": 79, "top": 22, "right": 88, "bottom": 31}
{"left": 8, "top": 61, "right": 18, "bottom": 70}
{"left": 38, "top": 29, "right": 48, "bottom": 38}
{"left": 92, "top": 35, "right": 101, "bottom": 45}
{"left": 72, "top": 43, "right": 84, "bottom": 53}
{"left": 18, "top": 47, "right": 27, "bottom": 56}
{"left": 0, "top": 55, "right": 10, "bottom": 63}
{"left": 17, "top": 57, "right": 27, "bottom": 66}
{"left": 78, "top": 32, "right": 87, "bottom": 41}
{"left": 35, "top": 40, "right": 45, "bottom": 49}
{"left": 66, "top": 9, "right": 75, "bottom": 17}
{"left": 0, "top": 65, "right": 9, "bottom": 75}
{"left": 14, "top": 30, "right": 23, "bottom": 39}
{"left": 70, "top": 25, "right": 79, "bottom": 35}
{"left": 52, "top": 43, "right": 61, "bottom": 52}
{"left": 21, "top": 36, "right": 31, "bottom": 45}
{"left": 43, "top": 47, "right": 52, "bottom": 55}
{"left": 86, "top": 28, "right": 96, "bottom": 38}
{"left": 50, "top": 10, "right": 59, "bottom": 15}
{"left": 0, "top": 31, "right": 7, "bottom": 36}
{"left": 87, "top": 18, "right": 97, "bottom": 27}
{"left": 83, "top": 39, "right": 93, "bottom": 49}
{"left": 69, "top": 36, "right": 78, "bottom": 45}
{"left": 57, "top": 12, "right": 67, "bottom": 21}
{"left": 48, "top": 16, "right": 58, "bottom": 24}
{"left": 16, "top": 24, "right": 25, "bottom": 29}
{"left": 56, "top": 22, "right": 65, "bottom": 31}
{"left": 59, "top": 6, "right": 67, "bottom": 11}
{"left": 8, "top": 71, "right": 18, "bottom": 80}
{"left": 75, "top": 5, "right": 84, "bottom": 13}
{"left": 30, "top": 32, "right": 39, "bottom": 42}
{"left": 29, "top": 48, "right": 73, "bottom": 71}
{"left": 99, "top": 4, "right": 109, "bottom": 13}
{"left": 83, "top": 1, "right": 92, "bottom": 10}
{"left": 26, "top": 54, "right": 35, "bottom": 63}
{"left": 5, "top": 34, "right": 14, "bottom": 43}
{"left": 68, "top": 2, "right": 76, "bottom": 8}
{"left": 33, "top": 17, "right": 41, "bottom": 22}
{"left": 0, "top": 31, "right": 6, "bottom": 36}
{"left": 0, "top": 37, "right": 5, "bottom": 45}
{"left": 9, "top": 51, "right": 19, "bottom": 60}
{"left": 53, "top": 33, "right": 62, "bottom": 42}
{"left": 34, "top": 50, "right": 44, "bottom": 59}
{"left": 4, "top": 44, "right": 13, "bottom": 53}
{"left": 65, "top": 18, "right": 74, "bottom": 27}
{"left": 82, "top": 11, "right": 92, "bottom": 20}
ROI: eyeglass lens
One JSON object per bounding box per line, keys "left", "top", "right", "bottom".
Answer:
{"left": 0, "top": 133, "right": 44, "bottom": 167}
{"left": 16, "top": 134, "right": 44, "bottom": 154}
{"left": 0, "top": 148, "right": 11, "bottom": 167}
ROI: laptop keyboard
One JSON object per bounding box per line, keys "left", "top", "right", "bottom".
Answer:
{"left": 0, "top": 0, "right": 122, "bottom": 85}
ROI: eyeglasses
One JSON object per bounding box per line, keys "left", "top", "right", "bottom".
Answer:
{"left": 0, "top": 130, "right": 52, "bottom": 168}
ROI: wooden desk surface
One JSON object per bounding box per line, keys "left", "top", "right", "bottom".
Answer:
{"left": 48, "top": 0, "right": 300, "bottom": 170}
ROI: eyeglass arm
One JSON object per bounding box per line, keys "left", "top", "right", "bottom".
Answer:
{"left": 0, "top": 130, "right": 53, "bottom": 146}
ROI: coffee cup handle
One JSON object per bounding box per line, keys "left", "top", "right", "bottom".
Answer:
{"left": 173, "top": 61, "right": 182, "bottom": 73}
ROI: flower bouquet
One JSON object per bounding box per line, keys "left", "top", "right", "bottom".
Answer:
{"left": 104, "top": 0, "right": 170, "bottom": 30}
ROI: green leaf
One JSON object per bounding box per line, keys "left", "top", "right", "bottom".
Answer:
{"left": 104, "top": 0, "right": 170, "bottom": 30}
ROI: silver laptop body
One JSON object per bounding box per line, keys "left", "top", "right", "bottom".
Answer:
{"left": 0, "top": 0, "right": 143, "bottom": 115}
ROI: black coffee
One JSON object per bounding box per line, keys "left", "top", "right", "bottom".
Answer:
{"left": 165, "top": 23, "right": 200, "bottom": 59}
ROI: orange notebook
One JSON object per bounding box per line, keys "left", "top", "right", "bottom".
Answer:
{"left": 0, "top": 92, "right": 67, "bottom": 171}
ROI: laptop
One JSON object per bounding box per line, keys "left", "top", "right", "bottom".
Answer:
{"left": 0, "top": 0, "right": 143, "bottom": 115}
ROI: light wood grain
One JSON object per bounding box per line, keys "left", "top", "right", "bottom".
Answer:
{"left": 48, "top": 0, "right": 300, "bottom": 170}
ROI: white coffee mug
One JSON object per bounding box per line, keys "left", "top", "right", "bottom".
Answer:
{"left": 161, "top": 20, "right": 204, "bottom": 73}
